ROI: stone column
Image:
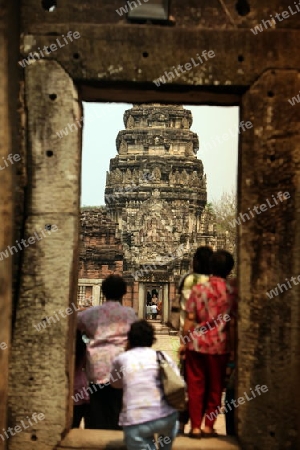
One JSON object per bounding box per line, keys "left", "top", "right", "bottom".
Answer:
{"left": 138, "top": 283, "right": 145, "bottom": 319}
{"left": 92, "top": 284, "right": 101, "bottom": 305}
{"left": 162, "top": 284, "right": 169, "bottom": 323}
{"left": 0, "top": 1, "right": 16, "bottom": 447}
{"left": 8, "top": 61, "right": 81, "bottom": 450}
{"left": 238, "top": 70, "right": 300, "bottom": 450}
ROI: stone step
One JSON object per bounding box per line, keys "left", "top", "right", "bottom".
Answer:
{"left": 148, "top": 320, "right": 173, "bottom": 335}
{"left": 58, "top": 429, "right": 240, "bottom": 450}
{"left": 169, "top": 330, "right": 179, "bottom": 336}
{"left": 148, "top": 320, "right": 179, "bottom": 336}
{"left": 155, "top": 328, "right": 173, "bottom": 335}
{"left": 152, "top": 325, "right": 170, "bottom": 330}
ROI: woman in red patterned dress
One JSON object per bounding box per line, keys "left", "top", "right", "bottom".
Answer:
{"left": 182, "top": 250, "right": 237, "bottom": 439}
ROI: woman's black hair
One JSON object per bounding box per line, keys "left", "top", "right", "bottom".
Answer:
{"left": 178, "top": 246, "right": 213, "bottom": 294}
{"left": 127, "top": 320, "right": 155, "bottom": 348}
{"left": 75, "top": 330, "right": 86, "bottom": 369}
{"left": 210, "top": 250, "right": 234, "bottom": 278}
{"left": 101, "top": 274, "right": 127, "bottom": 300}
{"left": 192, "top": 246, "right": 213, "bottom": 275}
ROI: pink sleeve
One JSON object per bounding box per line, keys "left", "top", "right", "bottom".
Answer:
{"left": 129, "top": 309, "right": 138, "bottom": 323}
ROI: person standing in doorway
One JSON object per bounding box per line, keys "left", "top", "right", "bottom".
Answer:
{"left": 146, "top": 301, "right": 152, "bottom": 320}
{"left": 77, "top": 275, "right": 137, "bottom": 430}
{"left": 183, "top": 250, "right": 237, "bottom": 438}
{"left": 177, "top": 246, "right": 213, "bottom": 435}
{"left": 150, "top": 303, "right": 158, "bottom": 320}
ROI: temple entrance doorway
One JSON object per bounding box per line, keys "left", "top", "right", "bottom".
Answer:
{"left": 144, "top": 284, "right": 164, "bottom": 322}
{"left": 79, "top": 102, "right": 238, "bottom": 325}
{"left": 75, "top": 101, "right": 238, "bottom": 438}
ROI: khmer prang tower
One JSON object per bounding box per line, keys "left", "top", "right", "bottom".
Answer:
{"left": 103, "top": 104, "right": 215, "bottom": 321}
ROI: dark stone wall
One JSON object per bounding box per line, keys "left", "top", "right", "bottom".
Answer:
{"left": 0, "top": 0, "right": 20, "bottom": 448}
{"left": 21, "top": 1, "right": 300, "bottom": 28}
{"left": 238, "top": 70, "right": 300, "bottom": 448}
{"left": 19, "top": 1, "right": 300, "bottom": 92}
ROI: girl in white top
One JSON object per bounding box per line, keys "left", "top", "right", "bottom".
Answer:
{"left": 110, "top": 320, "right": 178, "bottom": 450}
{"left": 150, "top": 303, "right": 158, "bottom": 319}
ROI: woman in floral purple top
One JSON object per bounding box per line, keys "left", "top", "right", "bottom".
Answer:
{"left": 77, "top": 275, "right": 137, "bottom": 429}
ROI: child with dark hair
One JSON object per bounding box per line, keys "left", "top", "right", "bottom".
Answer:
{"left": 127, "top": 319, "right": 156, "bottom": 347}
{"left": 110, "top": 320, "right": 178, "bottom": 450}
{"left": 183, "top": 250, "right": 237, "bottom": 438}
{"left": 72, "top": 330, "right": 90, "bottom": 428}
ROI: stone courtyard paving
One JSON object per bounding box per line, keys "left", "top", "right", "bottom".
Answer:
{"left": 153, "top": 333, "right": 226, "bottom": 436}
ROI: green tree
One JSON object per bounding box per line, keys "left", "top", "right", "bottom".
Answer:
{"left": 211, "top": 189, "right": 237, "bottom": 257}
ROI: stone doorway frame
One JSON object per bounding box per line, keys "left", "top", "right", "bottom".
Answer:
{"left": 10, "top": 73, "right": 245, "bottom": 450}
{"left": 7, "top": 67, "right": 300, "bottom": 450}
{"left": 144, "top": 283, "right": 164, "bottom": 322}
{"left": 2, "top": 1, "right": 300, "bottom": 448}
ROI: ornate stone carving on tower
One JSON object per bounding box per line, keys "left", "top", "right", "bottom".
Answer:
{"left": 103, "top": 104, "right": 215, "bottom": 319}
{"left": 80, "top": 104, "right": 224, "bottom": 321}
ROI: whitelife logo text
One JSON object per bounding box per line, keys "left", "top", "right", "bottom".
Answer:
{"left": 153, "top": 50, "right": 215, "bottom": 87}
{"left": 229, "top": 191, "right": 290, "bottom": 227}
{"left": 19, "top": 31, "right": 80, "bottom": 68}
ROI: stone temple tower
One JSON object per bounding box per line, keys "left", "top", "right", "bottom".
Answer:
{"left": 104, "top": 104, "right": 213, "bottom": 321}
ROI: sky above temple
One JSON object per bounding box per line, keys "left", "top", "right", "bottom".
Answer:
{"left": 81, "top": 103, "right": 239, "bottom": 206}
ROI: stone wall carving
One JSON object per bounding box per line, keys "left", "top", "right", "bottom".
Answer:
{"left": 182, "top": 117, "right": 189, "bottom": 128}
{"left": 127, "top": 115, "right": 134, "bottom": 129}
{"left": 119, "top": 139, "right": 127, "bottom": 155}
{"left": 185, "top": 141, "right": 194, "bottom": 156}
{"left": 152, "top": 167, "right": 161, "bottom": 181}
{"left": 103, "top": 104, "right": 222, "bottom": 277}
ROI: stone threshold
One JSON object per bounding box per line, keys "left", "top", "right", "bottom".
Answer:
{"left": 57, "top": 429, "right": 240, "bottom": 450}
